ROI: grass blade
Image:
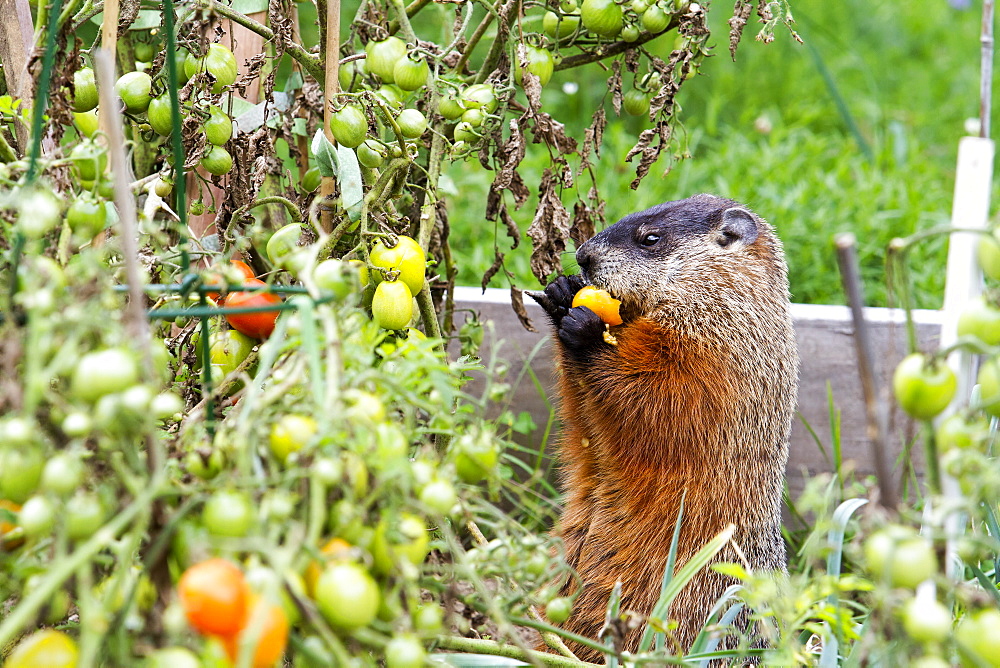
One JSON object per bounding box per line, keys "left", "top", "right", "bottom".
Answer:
{"left": 637, "top": 491, "right": 686, "bottom": 653}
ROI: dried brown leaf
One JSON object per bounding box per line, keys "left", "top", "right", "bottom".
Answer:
{"left": 526, "top": 169, "right": 571, "bottom": 283}
{"left": 729, "top": 1, "right": 753, "bottom": 59}
{"left": 481, "top": 250, "right": 505, "bottom": 290}
{"left": 608, "top": 59, "right": 623, "bottom": 116}
{"left": 580, "top": 107, "right": 606, "bottom": 172}
{"left": 510, "top": 286, "right": 536, "bottom": 332}
{"left": 570, "top": 201, "right": 597, "bottom": 246}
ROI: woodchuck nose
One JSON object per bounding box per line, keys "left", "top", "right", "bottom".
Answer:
{"left": 529, "top": 194, "right": 799, "bottom": 660}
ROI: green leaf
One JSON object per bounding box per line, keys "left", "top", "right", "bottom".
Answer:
{"left": 310, "top": 130, "right": 363, "bottom": 221}
{"left": 429, "top": 654, "right": 528, "bottom": 667}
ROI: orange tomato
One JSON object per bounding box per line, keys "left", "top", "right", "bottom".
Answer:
{"left": 224, "top": 278, "right": 282, "bottom": 339}
{"left": 304, "top": 537, "right": 353, "bottom": 597}
{"left": 221, "top": 594, "right": 289, "bottom": 668}
{"left": 0, "top": 499, "right": 20, "bottom": 535}
{"left": 206, "top": 259, "right": 257, "bottom": 301}
{"left": 572, "top": 286, "right": 623, "bottom": 326}
{"left": 177, "top": 558, "right": 249, "bottom": 636}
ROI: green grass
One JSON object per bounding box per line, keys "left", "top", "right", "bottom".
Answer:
{"left": 446, "top": 0, "right": 992, "bottom": 309}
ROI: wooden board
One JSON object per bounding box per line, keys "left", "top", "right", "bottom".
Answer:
{"left": 451, "top": 287, "right": 943, "bottom": 501}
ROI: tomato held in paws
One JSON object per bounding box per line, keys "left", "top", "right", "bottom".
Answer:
{"left": 224, "top": 278, "right": 282, "bottom": 339}
{"left": 573, "top": 286, "right": 623, "bottom": 326}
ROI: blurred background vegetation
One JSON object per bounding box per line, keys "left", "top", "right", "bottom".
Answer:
{"left": 445, "top": 0, "right": 991, "bottom": 309}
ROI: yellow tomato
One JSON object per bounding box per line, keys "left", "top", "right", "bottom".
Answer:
{"left": 572, "top": 286, "right": 623, "bottom": 326}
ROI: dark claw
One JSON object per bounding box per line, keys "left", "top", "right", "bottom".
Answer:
{"left": 558, "top": 305, "right": 607, "bottom": 351}
{"left": 531, "top": 274, "right": 587, "bottom": 327}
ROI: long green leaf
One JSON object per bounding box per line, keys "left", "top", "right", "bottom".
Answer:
{"left": 637, "top": 491, "right": 686, "bottom": 653}
{"left": 638, "top": 522, "right": 736, "bottom": 654}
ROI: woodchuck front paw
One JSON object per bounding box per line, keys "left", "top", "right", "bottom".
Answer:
{"left": 558, "top": 305, "right": 608, "bottom": 352}
{"left": 527, "top": 274, "right": 587, "bottom": 326}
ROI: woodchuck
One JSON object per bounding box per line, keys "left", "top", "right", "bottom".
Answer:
{"left": 529, "top": 194, "right": 799, "bottom": 660}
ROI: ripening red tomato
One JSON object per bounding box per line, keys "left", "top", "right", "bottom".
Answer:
{"left": 177, "top": 558, "right": 249, "bottom": 636}
{"left": 221, "top": 594, "right": 289, "bottom": 668}
{"left": 224, "top": 278, "right": 282, "bottom": 339}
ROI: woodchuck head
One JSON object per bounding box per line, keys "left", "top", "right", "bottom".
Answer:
{"left": 575, "top": 194, "right": 791, "bottom": 334}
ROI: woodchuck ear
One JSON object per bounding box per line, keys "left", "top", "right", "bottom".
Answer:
{"left": 718, "top": 207, "right": 758, "bottom": 248}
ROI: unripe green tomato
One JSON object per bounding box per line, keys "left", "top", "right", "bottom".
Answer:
{"left": 315, "top": 562, "right": 381, "bottom": 630}
{"left": 864, "top": 528, "right": 937, "bottom": 588}
{"left": 385, "top": 634, "right": 426, "bottom": 668}
{"left": 201, "top": 145, "right": 233, "bottom": 175}
{"left": 202, "top": 490, "right": 253, "bottom": 537}
{"left": 454, "top": 437, "right": 499, "bottom": 484}
{"left": 461, "top": 107, "right": 485, "bottom": 127}
{"left": 544, "top": 10, "right": 581, "bottom": 38}
{"left": 185, "top": 448, "right": 225, "bottom": 480}
{"left": 396, "top": 108, "right": 427, "bottom": 138}
{"left": 453, "top": 121, "right": 477, "bottom": 143}
{"left": 184, "top": 43, "right": 239, "bottom": 93}
{"left": 957, "top": 296, "right": 1000, "bottom": 346}
{"left": 892, "top": 353, "right": 957, "bottom": 420}
{"left": 901, "top": 596, "right": 951, "bottom": 644}
{"left": 203, "top": 105, "right": 233, "bottom": 145}
{"left": 516, "top": 46, "right": 555, "bottom": 87}
{"left": 370, "top": 235, "right": 426, "bottom": 295}
{"left": 71, "top": 348, "right": 139, "bottom": 403}
{"left": 313, "top": 258, "right": 356, "bottom": 299}
{"left": 365, "top": 36, "right": 408, "bottom": 83}
{"left": 414, "top": 604, "right": 444, "bottom": 633}
{"left": 393, "top": 54, "right": 430, "bottom": 91}
{"left": 146, "top": 647, "right": 201, "bottom": 668}
{"left": 153, "top": 176, "right": 173, "bottom": 198}
{"left": 42, "top": 454, "right": 84, "bottom": 496}
{"left": 66, "top": 493, "right": 105, "bottom": 540}
{"left": 630, "top": 0, "right": 648, "bottom": 12}
{"left": 641, "top": 5, "right": 669, "bottom": 32}
{"left": 69, "top": 140, "right": 108, "bottom": 182}
{"left": 74, "top": 110, "right": 99, "bottom": 138}
{"left": 73, "top": 67, "right": 99, "bottom": 113}
{"left": 146, "top": 94, "right": 177, "bottom": 136}
{"left": 19, "top": 495, "right": 55, "bottom": 538}
{"left": 372, "top": 280, "right": 413, "bottom": 330}
{"left": 202, "top": 329, "right": 256, "bottom": 378}
{"left": 67, "top": 193, "right": 107, "bottom": 238}
{"left": 419, "top": 479, "right": 457, "bottom": 515}
{"left": 977, "top": 228, "right": 1000, "bottom": 281}
{"left": 266, "top": 222, "right": 304, "bottom": 269}
{"left": 621, "top": 25, "right": 640, "bottom": 42}
{"left": 375, "top": 85, "right": 404, "bottom": 110}
{"left": 133, "top": 41, "right": 156, "bottom": 63}
{"left": 151, "top": 392, "right": 184, "bottom": 420}
{"left": 16, "top": 187, "right": 61, "bottom": 238}
{"left": 330, "top": 105, "right": 368, "bottom": 149}
{"left": 189, "top": 199, "right": 205, "bottom": 216}
{"left": 115, "top": 71, "right": 153, "bottom": 113}
{"left": 936, "top": 413, "right": 991, "bottom": 453}
{"left": 61, "top": 412, "right": 92, "bottom": 437}
{"left": 956, "top": 609, "right": 1000, "bottom": 667}
{"left": 269, "top": 414, "right": 318, "bottom": 463}
{"left": 580, "top": 0, "right": 624, "bottom": 37}
{"left": 546, "top": 597, "right": 573, "bottom": 624}
{"left": 357, "top": 139, "right": 386, "bottom": 168}
{"left": 0, "top": 448, "right": 43, "bottom": 504}
{"left": 461, "top": 83, "right": 498, "bottom": 113}
{"left": 339, "top": 59, "right": 367, "bottom": 92}
{"left": 437, "top": 93, "right": 466, "bottom": 120}
{"left": 978, "top": 356, "right": 1000, "bottom": 418}
{"left": 623, "top": 88, "right": 651, "bottom": 116}
{"left": 301, "top": 166, "right": 321, "bottom": 192}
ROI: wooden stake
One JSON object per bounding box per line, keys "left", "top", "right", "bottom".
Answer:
{"left": 319, "top": 0, "right": 340, "bottom": 233}
{"left": 0, "top": 0, "right": 35, "bottom": 153}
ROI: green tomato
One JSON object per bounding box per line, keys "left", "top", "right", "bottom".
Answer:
{"left": 978, "top": 228, "right": 1000, "bottom": 281}
{"left": 203, "top": 105, "right": 233, "bottom": 145}
{"left": 202, "top": 490, "right": 253, "bottom": 538}
{"left": 365, "top": 36, "right": 408, "bottom": 83}
{"left": 330, "top": 105, "right": 368, "bottom": 149}
{"left": 301, "top": 166, "right": 321, "bottom": 193}
{"left": 461, "top": 83, "right": 498, "bottom": 113}
{"left": 184, "top": 43, "right": 239, "bottom": 93}
{"left": 580, "top": 0, "right": 624, "bottom": 37}
{"left": 269, "top": 414, "right": 318, "bottom": 463}
{"left": 66, "top": 493, "right": 105, "bottom": 541}
{"left": 413, "top": 604, "right": 444, "bottom": 633}
{"left": 19, "top": 495, "right": 55, "bottom": 538}
{"left": 0, "top": 448, "right": 44, "bottom": 504}
{"left": 313, "top": 259, "right": 356, "bottom": 299}
{"left": 901, "top": 596, "right": 951, "bottom": 644}
{"left": 67, "top": 193, "right": 107, "bottom": 239}
{"left": 641, "top": 4, "right": 669, "bottom": 32}
{"left": 393, "top": 54, "right": 430, "bottom": 91}
{"left": 453, "top": 121, "right": 477, "bottom": 143}
{"left": 69, "top": 140, "right": 108, "bottom": 182}
{"left": 185, "top": 448, "right": 225, "bottom": 480}
{"left": 265, "top": 223, "right": 304, "bottom": 269}
{"left": 396, "top": 108, "right": 427, "bottom": 139}
{"left": 72, "top": 67, "right": 99, "bottom": 113}
{"left": 623, "top": 88, "right": 651, "bottom": 116}
{"left": 453, "top": 433, "right": 499, "bottom": 484}
{"left": 357, "top": 139, "right": 387, "bottom": 168}
{"left": 146, "top": 647, "right": 201, "bottom": 668}
{"left": 115, "top": 71, "right": 153, "bottom": 113}
{"left": 385, "top": 634, "right": 426, "bottom": 668}
{"left": 146, "top": 94, "right": 177, "bottom": 136}
{"left": 372, "top": 280, "right": 413, "bottom": 330}
{"left": 978, "top": 356, "right": 1000, "bottom": 418}
{"left": 864, "top": 528, "right": 937, "bottom": 589}
{"left": 201, "top": 145, "right": 233, "bottom": 176}
{"left": 936, "top": 413, "right": 991, "bottom": 453}
{"left": 315, "top": 562, "right": 381, "bottom": 630}
{"left": 419, "top": 479, "right": 457, "bottom": 515}
{"left": 71, "top": 348, "right": 138, "bottom": 403}
{"left": 621, "top": 25, "right": 640, "bottom": 42}
{"left": 546, "top": 597, "right": 573, "bottom": 624}
{"left": 516, "top": 46, "right": 555, "bottom": 87}
{"left": 73, "top": 109, "right": 99, "bottom": 138}
{"left": 956, "top": 609, "right": 1000, "bottom": 667}
{"left": 892, "top": 353, "right": 957, "bottom": 420}
{"left": 134, "top": 41, "right": 156, "bottom": 63}
{"left": 42, "top": 454, "right": 84, "bottom": 496}
{"left": 339, "top": 59, "right": 367, "bottom": 92}
{"left": 544, "top": 10, "right": 581, "bottom": 39}
{"left": 437, "top": 92, "right": 466, "bottom": 120}
{"left": 461, "top": 107, "right": 485, "bottom": 127}
{"left": 957, "top": 296, "right": 1000, "bottom": 346}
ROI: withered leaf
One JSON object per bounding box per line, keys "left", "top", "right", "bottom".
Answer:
{"left": 570, "top": 201, "right": 597, "bottom": 246}
{"left": 526, "top": 169, "right": 571, "bottom": 283}
{"left": 510, "top": 286, "right": 536, "bottom": 332}
{"left": 729, "top": 1, "right": 753, "bottom": 59}
{"left": 481, "top": 250, "right": 505, "bottom": 290}
{"left": 608, "top": 59, "right": 623, "bottom": 116}
{"left": 493, "top": 119, "right": 526, "bottom": 193}
{"left": 580, "top": 107, "right": 606, "bottom": 173}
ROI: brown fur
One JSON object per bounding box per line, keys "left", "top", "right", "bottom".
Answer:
{"left": 541, "top": 195, "right": 798, "bottom": 660}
